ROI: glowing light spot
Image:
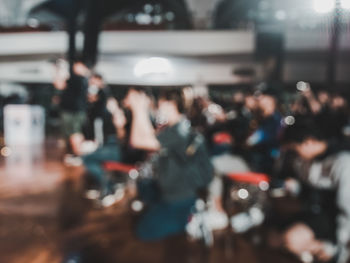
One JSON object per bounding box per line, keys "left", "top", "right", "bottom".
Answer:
{"left": 129, "top": 169, "right": 139, "bottom": 180}
{"left": 284, "top": 116, "right": 295, "bottom": 126}
{"left": 238, "top": 188, "right": 249, "bottom": 200}
{"left": 1, "top": 147, "right": 12, "bottom": 157}
{"left": 131, "top": 200, "right": 144, "bottom": 212}
{"left": 259, "top": 181, "right": 270, "bottom": 191}
{"left": 296, "top": 81, "right": 310, "bottom": 92}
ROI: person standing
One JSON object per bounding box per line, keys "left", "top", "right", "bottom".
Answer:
{"left": 54, "top": 60, "right": 90, "bottom": 165}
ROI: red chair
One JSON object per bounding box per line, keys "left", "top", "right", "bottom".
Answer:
{"left": 213, "top": 132, "right": 233, "bottom": 145}
{"left": 103, "top": 161, "right": 136, "bottom": 174}
{"left": 226, "top": 172, "right": 270, "bottom": 185}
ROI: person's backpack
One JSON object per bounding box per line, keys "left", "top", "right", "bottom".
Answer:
{"left": 183, "top": 131, "right": 213, "bottom": 190}
{"left": 138, "top": 123, "right": 213, "bottom": 201}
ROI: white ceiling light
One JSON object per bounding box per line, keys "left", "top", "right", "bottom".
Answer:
{"left": 313, "top": 0, "right": 335, "bottom": 13}
{"left": 133, "top": 57, "right": 173, "bottom": 78}
{"left": 135, "top": 13, "right": 152, "bottom": 25}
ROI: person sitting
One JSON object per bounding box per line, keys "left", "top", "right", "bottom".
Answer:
{"left": 82, "top": 98, "right": 126, "bottom": 202}
{"left": 124, "top": 88, "right": 213, "bottom": 241}
{"left": 278, "top": 118, "right": 350, "bottom": 263}
{"left": 245, "top": 85, "right": 282, "bottom": 174}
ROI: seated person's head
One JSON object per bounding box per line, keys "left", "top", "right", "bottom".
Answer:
{"left": 282, "top": 118, "right": 327, "bottom": 160}
{"left": 330, "top": 94, "right": 347, "bottom": 110}
{"left": 158, "top": 88, "right": 184, "bottom": 113}
{"left": 89, "top": 73, "right": 104, "bottom": 89}
{"left": 254, "top": 84, "right": 279, "bottom": 118}
{"left": 244, "top": 93, "right": 258, "bottom": 112}
{"left": 317, "top": 90, "right": 330, "bottom": 105}
{"left": 257, "top": 94, "right": 277, "bottom": 118}
{"left": 157, "top": 88, "right": 184, "bottom": 125}
{"left": 233, "top": 91, "right": 245, "bottom": 108}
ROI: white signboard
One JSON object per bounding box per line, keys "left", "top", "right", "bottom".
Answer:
{"left": 4, "top": 104, "right": 45, "bottom": 145}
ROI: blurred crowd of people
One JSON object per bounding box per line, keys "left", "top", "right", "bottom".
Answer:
{"left": 51, "top": 60, "right": 350, "bottom": 263}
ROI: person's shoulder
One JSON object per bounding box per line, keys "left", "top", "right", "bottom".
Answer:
{"left": 332, "top": 151, "right": 350, "bottom": 169}
{"left": 177, "top": 118, "right": 191, "bottom": 132}
{"left": 336, "top": 151, "right": 350, "bottom": 160}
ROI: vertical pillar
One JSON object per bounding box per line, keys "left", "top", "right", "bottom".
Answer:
{"left": 327, "top": 0, "right": 341, "bottom": 85}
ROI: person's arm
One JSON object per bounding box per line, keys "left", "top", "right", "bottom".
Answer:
{"left": 53, "top": 62, "right": 68, "bottom": 90}
{"left": 125, "top": 90, "right": 160, "bottom": 151}
{"left": 110, "top": 101, "right": 127, "bottom": 141}
{"left": 302, "top": 89, "right": 321, "bottom": 114}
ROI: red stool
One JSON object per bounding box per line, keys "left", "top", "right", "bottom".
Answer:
{"left": 226, "top": 172, "right": 270, "bottom": 185}
{"left": 103, "top": 161, "right": 136, "bottom": 174}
